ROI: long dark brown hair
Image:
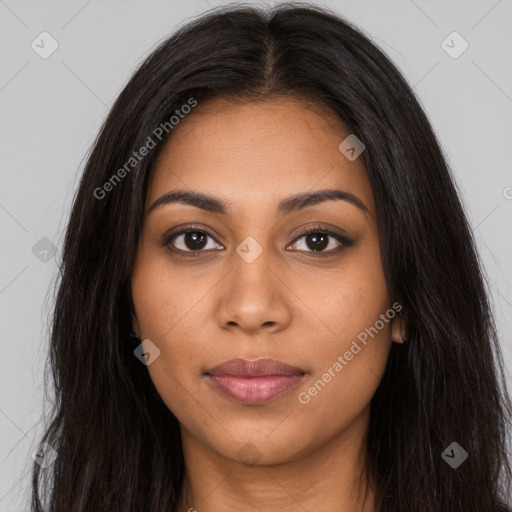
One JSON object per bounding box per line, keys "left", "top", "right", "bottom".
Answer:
{"left": 31, "top": 3, "right": 512, "bottom": 511}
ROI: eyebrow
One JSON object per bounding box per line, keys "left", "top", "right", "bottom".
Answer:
{"left": 147, "top": 188, "right": 369, "bottom": 216}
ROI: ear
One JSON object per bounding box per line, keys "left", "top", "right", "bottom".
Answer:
{"left": 391, "top": 314, "right": 407, "bottom": 344}
{"left": 131, "top": 312, "right": 140, "bottom": 338}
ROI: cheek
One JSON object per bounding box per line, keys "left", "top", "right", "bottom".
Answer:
{"left": 131, "top": 242, "right": 204, "bottom": 342}
{"left": 295, "top": 290, "right": 392, "bottom": 440}
{"left": 294, "top": 241, "right": 391, "bottom": 409}
{"left": 132, "top": 276, "right": 200, "bottom": 374}
{"left": 131, "top": 268, "right": 200, "bottom": 419}
{"left": 296, "top": 239, "right": 389, "bottom": 348}
{"left": 130, "top": 246, "right": 211, "bottom": 403}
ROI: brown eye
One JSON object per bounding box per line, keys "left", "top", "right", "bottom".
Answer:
{"left": 162, "top": 225, "right": 353, "bottom": 257}
{"left": 182, "top": 232, "right": 208, "bottom": 250}
{"left": 288, "top": 228, "right": 352, "bottom": 254}
{"left": 165, "top": 229, "right": 224, "bottom": 253}
{"left": 303, "top": 232, "right": 330, "bottom": 251}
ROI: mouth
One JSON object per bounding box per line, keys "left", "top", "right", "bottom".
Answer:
{"left": 204, "top": 358, "right": 306, "bottom": 405}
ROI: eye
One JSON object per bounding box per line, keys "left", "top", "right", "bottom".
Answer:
{"left": 162, "top": 224, "right": 354, "bottom": 256}
{"left": 287, "top": 227, "right": 353, "bottom": 254}
{"left": 163, "top": 226, "right": 224, "bottom": 254}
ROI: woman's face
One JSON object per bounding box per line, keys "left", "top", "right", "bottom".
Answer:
{"left": 131, "top": 95, "right": 402, "bottom": 466}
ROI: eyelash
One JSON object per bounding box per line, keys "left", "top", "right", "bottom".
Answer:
{"left": 162, "top": 224, "right": 354, "bottom": 257}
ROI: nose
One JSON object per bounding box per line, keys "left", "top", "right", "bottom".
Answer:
{"left": 215, "top": 249, "right": 292, "bottom": 335}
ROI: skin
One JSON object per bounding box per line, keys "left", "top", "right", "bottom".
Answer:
{"left": 131, "top": 95, "right": 407, "bottom": 512}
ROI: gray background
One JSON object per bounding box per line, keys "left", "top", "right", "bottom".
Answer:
{"left": 1, "top": 0, "right": 511, "bottom": 509}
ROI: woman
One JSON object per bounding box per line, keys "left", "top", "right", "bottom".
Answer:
{"left": 31, "top": 3, "right": 512, "bottom": 511}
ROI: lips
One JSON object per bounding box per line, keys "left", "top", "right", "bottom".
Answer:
{"left": 204, "top": 358, "right": 306, "bottom": 405}
{"left": 205, "top": 358, "right": 305, "bottom": 377}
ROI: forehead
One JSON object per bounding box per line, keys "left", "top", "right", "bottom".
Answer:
{"left": 147, "top": 95, "right": 375, "bottom": 218}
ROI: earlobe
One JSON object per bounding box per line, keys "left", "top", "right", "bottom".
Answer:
{"left": 131, "top": 313, "right": 140, "bottom": 338}
{"left": 130, "top": 293, "right": 141, "bottom": 337}
{"left": 391, "top": 314, "right": 407, "bottom": 344}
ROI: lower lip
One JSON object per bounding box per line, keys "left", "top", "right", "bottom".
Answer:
{"left": 205, "top": 374, "right": 304, "bottom": 405}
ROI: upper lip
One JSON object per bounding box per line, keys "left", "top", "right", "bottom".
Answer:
{"left": 205, "top": 358, "right": 305, "bottom": 377}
